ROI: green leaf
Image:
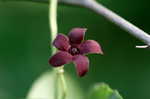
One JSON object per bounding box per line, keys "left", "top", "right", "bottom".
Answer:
{"left": 26, "top": 70, "right": 84, "bottom": 99}
{"left": 109, "top": 90, "right": 123, "bottom": 99}
{"left": 88, "top": 83, "right": 123, "bottom": 99}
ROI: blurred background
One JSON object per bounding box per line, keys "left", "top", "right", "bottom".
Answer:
{"left": 0, "top": 0, "right": 150, "bottom": 99}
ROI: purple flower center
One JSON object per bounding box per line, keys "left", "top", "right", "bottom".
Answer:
{"left": 69, "top": 47, "right": 80, "bottom": 55}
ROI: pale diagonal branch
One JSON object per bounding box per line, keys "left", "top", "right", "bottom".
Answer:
{"left": 1, "top": 0, "right": 150, "bottom": 46}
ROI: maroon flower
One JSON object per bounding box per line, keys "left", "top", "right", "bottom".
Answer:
{"left": 49, "top": 28, "right": 103, "bottom": 77}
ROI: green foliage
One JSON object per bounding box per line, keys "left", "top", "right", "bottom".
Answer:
{"left": 88, "top": 83, "right": 123, "bottom": 99}
{"left": 27, "top": 70, "right": 123, "bottom": 99}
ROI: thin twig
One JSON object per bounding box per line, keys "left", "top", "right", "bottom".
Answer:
{"left": 2, "top": 0, "right": 150, "bottom": 46}
{"left": 136, "top": 45, "right": 149, "bottom": 48}
{"left": 60, "top": 0, "right": 150, "bottom": 46}
{"left": 82, "top": 0, "right": 150, "bottom": 45}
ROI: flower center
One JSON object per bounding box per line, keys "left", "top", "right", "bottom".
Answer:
{"left": 69, "top": 47, "right": 80, "bottom": 55}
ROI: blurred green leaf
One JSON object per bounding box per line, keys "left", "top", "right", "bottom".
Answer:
{"left": 109, "top": 90, "right": 123, "bottom": 99}
{"left": 26, "top": 70, "right": 84, "bottom": 99}
{"left": 88, "top": 83, "right": 123, "bottom": 99}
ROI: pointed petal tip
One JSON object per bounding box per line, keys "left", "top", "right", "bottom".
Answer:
{"left": 80, "top": 40, "right": 104, "bottom": 55}
{"left": 78, "top": 69, "right": 88, "bottom": 77}
{"left": 80, "top": 28, "right": 87, "bottom": 31}
{"left": 73, "top": 55, "right": 89, "bottom": 77}
{"left": 97, "top": 48, "right": 104, "bottom": 55}
{"left": 100, "top": 50, "right": 104, "bottom": 55}
{"left": 72, "top": 27, "right": 87, "bottom": 31}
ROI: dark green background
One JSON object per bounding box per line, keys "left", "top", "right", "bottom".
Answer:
{"left": 0, "top": 0, "right": 150, "bottom": 99}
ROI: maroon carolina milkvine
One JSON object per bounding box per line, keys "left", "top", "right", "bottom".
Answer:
{"left": 49, "top": 28, "right": 103, "bottom": 77}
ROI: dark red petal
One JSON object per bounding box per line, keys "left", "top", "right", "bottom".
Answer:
{"left": 80, "top": 40, "right": 103, "bottom": 55}
{"left": 68, "top": 28, "right": 87, "bottom": 44}
{"left": 53, "top": 34, "right": 70, "bottom": 51}
{"left": 49, "top": 51, "right": 72, "bottom": 67}
{"left": 73, "top": 55, "right": 89, "bottom": 77}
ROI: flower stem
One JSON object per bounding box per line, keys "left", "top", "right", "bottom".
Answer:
{"left": 57, "top": 66, "right": 67, "bottom": 99}
{"left": 49, "top": 0, "right": 57, "bottom": 54}
{"left": 49, "top": 0, "right": 67, "bottom": 99}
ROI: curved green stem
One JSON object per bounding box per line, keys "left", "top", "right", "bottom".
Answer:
{"left": 49, "top": 0, "right": 67, "bottom": 99}
{"left": 59, "top": 66, "right": 67, "bottom": 99}
{"left": 49, "top": 0, "right": 57, "bottom": 54}
{"left": 55, "top": 67, "right": 67, "bottom": 99}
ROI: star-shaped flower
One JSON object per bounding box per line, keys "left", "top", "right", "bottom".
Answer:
{"left": 49, "top": 28, "right": 103, "bottom": 77}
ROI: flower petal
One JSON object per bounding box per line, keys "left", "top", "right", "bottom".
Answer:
{"left": 80, "top": 40, "right": 103, "bottom": 55}
{"left": 53, "top": 34, "right": 70, "bottom": 51}
{"left": 49, "top": 51, "right": 72, "bottom": 67}
{"left": 68, "top": 28, "right": 87, "bottom": 44}
{"left": 73, "top": 55, "right": 89, "bottom": 77}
